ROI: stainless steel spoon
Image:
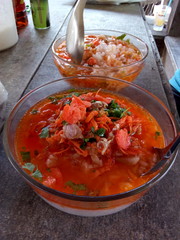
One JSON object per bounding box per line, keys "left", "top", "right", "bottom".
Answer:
{"left": 66, "top": 0, "right": 87, "bottom": 64}
{"left": 142, "top": 132, "right": 180, "bottom": 176}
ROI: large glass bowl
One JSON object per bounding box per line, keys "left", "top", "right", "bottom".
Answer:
{"left": 3, "top": 76, "right": 178, "bottom": 217}
{"left": 52, "top": 29, "right": 148, "bottom": 82}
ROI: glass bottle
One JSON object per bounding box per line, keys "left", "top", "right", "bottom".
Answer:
{"left": 14, "top": 0, "right": 28, "bottom": 29}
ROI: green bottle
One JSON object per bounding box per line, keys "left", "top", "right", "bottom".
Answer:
{"left": 30, "top": 0, "right": 50, "bottom": 29}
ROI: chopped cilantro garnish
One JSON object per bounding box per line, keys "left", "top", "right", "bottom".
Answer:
{"left": 39, "top": 126, "right": 49, "bottom": 138}
{"left": 116, "top": 34, "right": 126, "bottom": 40}
{"left": 48, "top": 96, "right": 62, "bottom": 104}
{"left": 108, "top": 100, "right": 119, "bottom": 109}
{"left": 20, "top": 151, "right": 31, "bottom": 162}
{"left": 66, "top": 89, "right": 78, "bottom": 93}
{"left": 91, "top": 127, "right": 106, "bottom": 137}
{"left": 65, "top": 181, "right": 87, "bottom": 194}
{"left": 62, "top": 120, "right": 68, "bottom": 125}
{"left": 91, "top": 127, "right": 95, "bottom": 133}
{"left": 22, "top": 163, "right": 43, "bottom": 181}
{"left": 95, "top": 128, "right": 106, "bottom": 137}
{"left": 31, "top": 109, "right": 38, "bottom": 115}
{"left": 65, "top": 92, "right": 81, "bottom": 98}
{"left": 80, "top": 138, "right": 96, "bottom": 149}
{"left": 80, "top": 142, "right": 86, "bottom": 150}
{"left": 63, "top": 99, "right": 71, "bottom": 105}
{"left": 107, "top": 100, "right": 131, "bottom": 118}
{"left": 31, "top": 169, "right": 43, "bottom": 180}
{"left": 121, "top": 108, "right": 131, "bottom": 117}
{"left": 22, "top": 163, "right": 35, "bottom": 172}
{"left": 155, "top": 131, "right": 161, "bottom": 139}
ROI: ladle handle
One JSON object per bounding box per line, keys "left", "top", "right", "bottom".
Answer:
{"left": 141, "top": 132, "right": 180, "bottom": 176}
{"left": 66, "top": 0, "right": 87, "bottom": 64}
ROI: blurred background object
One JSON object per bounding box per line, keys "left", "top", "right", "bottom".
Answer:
{"left": 0, "top": 81, "right": 8, "bottom": 133}
{"left": 30, "top": 0, "right": 50, "bottom": 29}
{"left": 0, "top": 0, "right": 19, "bottom": 51}
{"left": 169, "top": 69, "right": 180, "bottom": 116}
{"left": 14, "top": 0, "right": 28, "bottom": 29}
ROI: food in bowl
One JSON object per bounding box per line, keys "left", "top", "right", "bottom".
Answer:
{"left": 15, "top": 89, "right": 164, "bottom": 196}
{"left": 4, "top": 76, "right": 177, "bottom": 216}
{"left": 52, "top": 30, "right": 148, "bottom": 82}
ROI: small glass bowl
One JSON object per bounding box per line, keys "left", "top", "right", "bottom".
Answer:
{"left": 52, "top": 29, "right": 148, "bottom": 82}
{"left": 3, "top": 76, "right": 177, "bottom": 217}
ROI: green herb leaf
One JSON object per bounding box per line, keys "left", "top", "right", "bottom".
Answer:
{"left": 80, "top": 142, "right": 86, "bottom": 150}
{"left": 108, "top": 100, "right": 119, "bottom": 109}
{"left": 31, "top": 169, "right": 43, "bottom": 180}
{"left": 80, "top": 137, "right": 96, "bottom": 149}
{"left": 121, "top": 108, "right": 131, "bottom": 117}
{"left": 107, "top": 100, "right": 131, "bottom": 118}
{"left": 20, "top": 151, "right": 31, "bottom": 162}
{"left": 62, "top": 120, "right": 68, "bottom": 125}
{"left": 84, "top": 138, "right": 90, "bottom": 143}
{"left": 91, "top": 126, "right": 95, "bottom": 133}
{"left": 66, "top": 89, "right": 78, "bottom": 93}
{"left": 91, "top": 127, "right": 106, "bottom": 137}
{"left": 65, "top": 92, "right": 81, "bottom": 98}
{"left": 48, "top": 96, "right": 62, "bottom": 104}
{"left": 155, "top": 131, "right": 161, "bottom": 139}
{"left": 95, "top": 128, "right": 106, "bottom": 137}
{"left": 39, "top": 127, "right": 49, "bottom": 138}
{"left": 31, "top": 109, "right": 38, "bottom": 115}
{"left": 116, "top": 34, "right": 126, "bottom": 40}
{"left": 22, "top": 163, "right": 35, "bottom": 172}
{"left": 63, "top": 99, "right": 71, "bottom": 105}
{"left": 80, "top": 138, "right": 90, "bottom": 149}
{"left": 65, "top": 181, "right": 87, "bottom": 194}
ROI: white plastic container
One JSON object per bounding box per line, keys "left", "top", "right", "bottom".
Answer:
{"left": 0, "top": 0, "right": 18, "bottom": 51}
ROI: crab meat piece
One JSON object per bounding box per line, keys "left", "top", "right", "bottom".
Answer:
{"left": 62, "top": 124, "right": 83, "bottom": 139}
{"left": 97, "top": 138, "right": 112, "bottom": 155}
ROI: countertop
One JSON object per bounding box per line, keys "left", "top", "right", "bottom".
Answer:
{"left": 0, "top": 1, "right": 179, "bottom": 239}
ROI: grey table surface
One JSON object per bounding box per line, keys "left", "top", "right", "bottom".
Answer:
{"left": 0, "top": 1, "right": 179, "bottom": 240}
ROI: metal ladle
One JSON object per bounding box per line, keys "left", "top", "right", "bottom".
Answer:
{"left": 66, "top": 0, "right": 87, "bottom": 64}
{"left": 142, "top": 132, "right": 180, "bottom": 176}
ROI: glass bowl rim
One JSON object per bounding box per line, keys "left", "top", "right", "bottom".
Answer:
{"left": 52, "top": 29, "right": 149, "bottom": 69}
{"left": 3, "top": 75, "right": 177, "bottom": 203}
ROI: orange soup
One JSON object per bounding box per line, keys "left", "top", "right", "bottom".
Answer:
{"left": 15, "top": 90, "right": 165, "bottom": 196}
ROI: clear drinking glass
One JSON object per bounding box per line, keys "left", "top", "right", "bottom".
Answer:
{"left": 30, "top": 0, "right": 50, "bottom": 29}
{"left": 153, "top": 5, "right": 166, "bottom": 31}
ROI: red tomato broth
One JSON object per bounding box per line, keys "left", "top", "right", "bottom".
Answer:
{"left": 15, "top": 90, "right": 165, "bottom": 197}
